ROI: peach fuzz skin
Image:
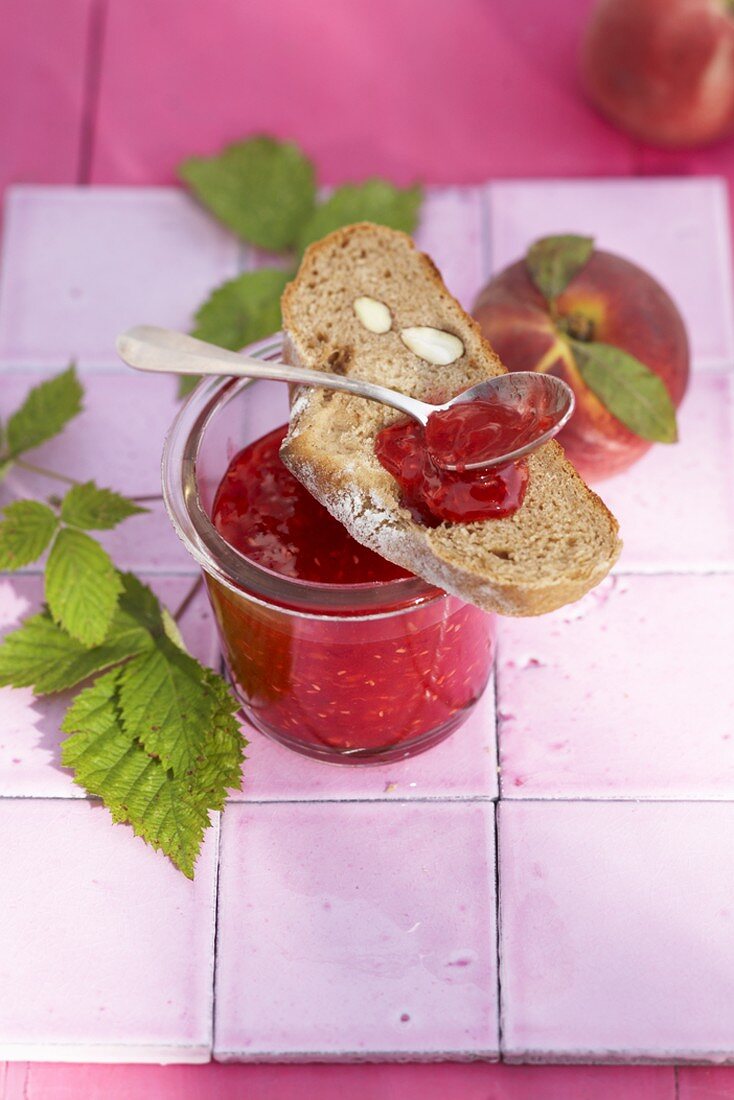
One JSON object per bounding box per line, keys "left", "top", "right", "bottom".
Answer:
{"left": 581, "top": 0, "right": 734, "bottom": 148}
{"left": 473, "top": 251, "right": 690, "bottom": 482}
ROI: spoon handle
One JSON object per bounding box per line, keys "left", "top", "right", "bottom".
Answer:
{"left": 117, "top": 325, "right": 428, "bottom": 423}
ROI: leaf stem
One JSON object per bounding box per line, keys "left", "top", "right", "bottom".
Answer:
{"left": 173, "top": 576, "right": 204, "bottom": 622}
{"left": 14, "top": 459, "right": 81, "bottom": 486}
{"left": 130, "top": 493, "right": 164, "bottom": 503}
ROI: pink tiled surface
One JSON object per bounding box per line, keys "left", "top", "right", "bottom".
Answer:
{"left": 485, "top": 177, "right": 734, "bottom": 369}
{"left": 499, "top": 802, "right": 734, "bottom": 1062}
{"left": 497, "top": 574, "right": 734, "bottom": 800}
{"left": 0, "top": 800, "right": 217, "bottom": 1063}
{"left": 1, "top": 176, "right": 734, "bottom": 1076}
{"left": 600, "top": 372, "right": 734, "bottom": 573}
{"left": 0, "top": 187, "right": 242, "bottom": 369}
{"left": 214, "top": 802, "right": 498, "bottom": 1061}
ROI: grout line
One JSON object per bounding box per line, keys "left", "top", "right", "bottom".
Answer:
{"left": 208, "top": 812, "right": 223, "bottom": 1060}
{"left": 674, "top": 1063, "right": 680, "bottom": 1098}
{"left": 76, "top": 0, "right": 109, "bottom": 185}
{"left": 493, "top": 802, "right": 504, "bottom": 1058}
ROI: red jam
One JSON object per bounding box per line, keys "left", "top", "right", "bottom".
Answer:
{"left": 425, "top": 398, "right": 555, "bottom": 471}
{"left": 212, "top": 425, "right": 409, "bottom": 584}
{"left": 207, "top": 424, "right": 495, "bottom": 761}
{"left": 375, "top": 417, "right": 529, "bottom": 526}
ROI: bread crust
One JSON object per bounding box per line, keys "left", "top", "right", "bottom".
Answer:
{"left": 280, "top": 223, "right": 621, "bottom": 616}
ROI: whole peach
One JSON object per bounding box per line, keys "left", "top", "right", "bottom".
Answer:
{"left": 581, "top": 0, "right": 734, "bottom": 147}
{"left": 473, "top": 250, "right": 690, "bottom": 482}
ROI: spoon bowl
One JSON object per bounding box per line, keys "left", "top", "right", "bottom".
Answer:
{"left": 117, "top": 325, "right": 574, "bottom": 472}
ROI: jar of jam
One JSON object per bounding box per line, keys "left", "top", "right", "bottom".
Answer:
{"left": 162, "top": 335, "right": 496, "bottom": 764}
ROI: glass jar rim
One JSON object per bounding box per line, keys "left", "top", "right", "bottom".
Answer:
{"left": 161, "top": 333, "right": 444, "bottom": 619}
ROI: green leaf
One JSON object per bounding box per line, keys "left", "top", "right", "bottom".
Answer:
{"left": 191, "top": 268, "right": 291, "bottom": 352}
{"left": 161, "top": 607, "right": 187, "bottom": 653}
{"left": 179, "top": 136, "right": 317, "bottom": 251}
{"left": 6, "top": 366, "right": 84, "bottom": 457}
{"left": 572, "top": 341, "right": 678, "bottom": 443}
{"left": 61, "top": 482, "right": 147, "bottom": 530}
{"left": 62, "top": 670, "right": 209, "bottom": 878}
{"left": 526, "top": 235, "right": 594, "bottom": 303}
{"left": 118, "top": 572, "right": 165, "bottom": 636}
{"left": 118, "top": 642, "right": 214, "bottom": 776}
{"left": 45, "top": 527, "right": 123, "bottom": 645}
{"left": 0, "top": 501, "right": 58, "bottom": 570}
{"left": 195, "top": 671, "right": 246, "bottom": 808}
{"left": 296, "top": 180, "right": 423, "bottom": 255}
{"left": 0, "top": 608, "right": 151, "bottom": 694}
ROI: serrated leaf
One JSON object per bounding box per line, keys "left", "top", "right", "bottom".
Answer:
{"left": 526, "top": 235, "right": 594, "bottom": 303}
{"left": 195, "top": 671, "right": 246, "bottom": 808}
{"left": 118, "top": 572, "right": 165, "bottom": 636}
{"left": 0, "top": 609, "right": 151, "bottom": 694}
{"left": 191, "top": 268, "right": 290, "bottom": 352}
{"left": 6, "top": 366, "right": 83, "bottom": 457}
{"left": 118, "top": 642, "right": 213, "bottom": 776}
{"left": 180, "top": 136, "right": 317, "bottom": 251}
{"left": 61, "top": 482, "right": 147, "bottom": 530}
{"left": 0, "top": 501, "right": 58, "bottom": 570}
{"left": 45, "top": 527, "right": 123, "bottom": 645}
{"left": 572, "top": 341, "right": 678, "bottom": 443}
{"left": 297, "top": 180, "right": 423, "bottom": 255}
{"left": 62, "top": 670, "right": 208, "bottom": 878}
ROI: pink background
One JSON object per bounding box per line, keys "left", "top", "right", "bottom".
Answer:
{"left": 3, "top": 0, "right": 734, "bottom": 1095}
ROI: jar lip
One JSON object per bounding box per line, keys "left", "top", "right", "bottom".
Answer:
{"left": 161, "top": 333, "right": 444, "bottom": 618}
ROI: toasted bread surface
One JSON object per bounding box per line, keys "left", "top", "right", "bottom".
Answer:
{"left": 280, "top": 223, "right": 621, "bottom": 615}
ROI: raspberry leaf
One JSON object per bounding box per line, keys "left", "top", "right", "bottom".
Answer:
{"left": 297, "top": 180, "right": 423, "bottom": 255}
{"left": 180, "top": 136, "right": 317, "bottom": 251}
{"left": 192, "top": 268, "right": 291, "bottom": 352}
{"left": 0, "top": 501, "right": 58, "bottom": 570}
{"left": 5, "top": 366, "right": 83, "bottom": 458}
{"left": 61, "top": 482, "right": 147, "bottom": 530}
{"left": 45, "top": 527, "right": 123, "bottom": 646}
{"left": 118, "top": 641, "right": 213, "bottom": 777}
{"left": 572, "top": 341, "right": 678, "bottom": 443}
{"left": 0, "top": 609, "right": 152, "bottom": 694}
{"left": 526, "top": 235, "right": 594, "bottom": 303}
{"left": 62, "top": 670, "right": 210, "bottom": 879}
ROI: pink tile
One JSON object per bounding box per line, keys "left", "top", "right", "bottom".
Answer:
{"left": 13, "top": 1061, "right": 677, "bottom": 1100}
{"left": 232, "top": 680, "right": 497, "bottom": 802}
{"left": 497, "top": 574, "right": 734, "bottom": 800}
{"left": 486, "top": 177, "right": 734, "bottom": 369}
{"left": 0, "top": 0, "right": 90, "bottom": 199}
{"left": 0, "top": 187, "right": 241, "bottom": 368}
{"left": 91, "top": 0, "right": 632, "bottom": 188}
{"left": 499, "top": 801, "right": 734, "bottom": 1062}
{"left": 0, "top": 575, "right": 219, "bottom": 798}
{"left": 214, "top": 802, "right": 498, "bottom": 1061}
{"left": 599, "top": 373, "right": 734, "bottom": 572}
{"left": 0, "top": 799, "right": 217, "bottom": 1062}
{"left": 414, "top": 188, "right": 485, "bottom": 310}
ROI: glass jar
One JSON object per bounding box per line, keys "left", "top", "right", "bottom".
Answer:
{"left": 162, "top": 335, "right": 497, "bottom": 764}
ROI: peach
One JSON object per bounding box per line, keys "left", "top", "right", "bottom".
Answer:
{"left": 473, "top": 244, "right": 690, "bottom": 482}
{"left": 581, "top": 0, "right": 734, "bottom": 148}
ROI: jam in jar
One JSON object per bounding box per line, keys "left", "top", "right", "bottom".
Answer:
{"left": 205, "top": 423, "right": 496, "bottom": 763}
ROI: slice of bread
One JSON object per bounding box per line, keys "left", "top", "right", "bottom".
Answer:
{"left": 280, "top": 223, "right": 621, "bottom": 616}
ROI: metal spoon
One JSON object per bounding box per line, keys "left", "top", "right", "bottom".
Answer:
{"left": 116, "top": 324, "right": 574, "bottom": 472}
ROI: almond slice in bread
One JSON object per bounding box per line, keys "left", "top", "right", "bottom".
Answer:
{"left": 280, "top": 223, "right": 621, "bottom": 616}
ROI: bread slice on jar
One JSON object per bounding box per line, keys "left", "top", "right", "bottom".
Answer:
{"left": 280, "top": 223, "right": 621, "bottom": 616}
